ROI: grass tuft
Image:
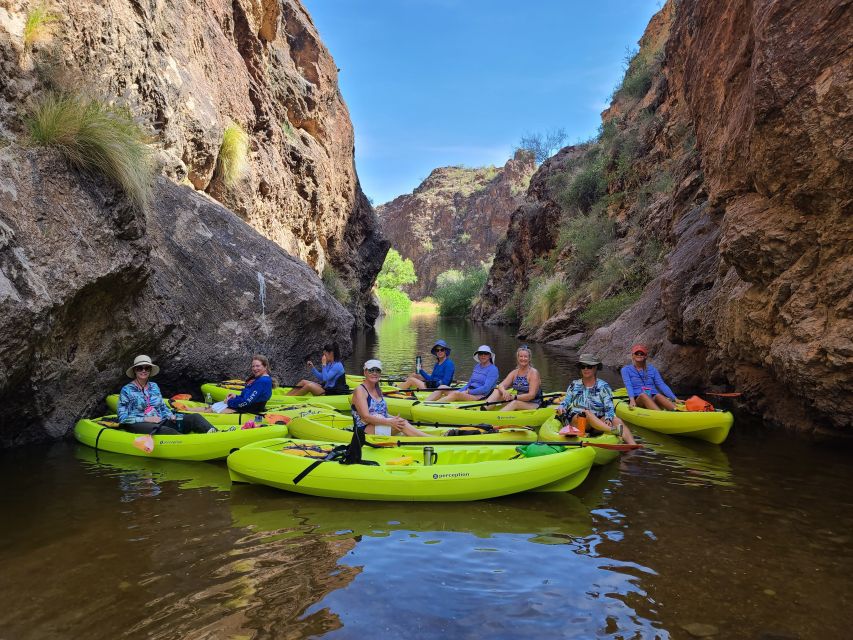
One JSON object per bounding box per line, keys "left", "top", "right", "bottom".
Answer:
{"left": 580, "top": 290, "right": 641, "bottom": 328}
{"left": 523, "top": 275, "right": 571, "bottom": 326}
{"left": 322, "top": 266, "right": 351, "bottom": 305}
{"left": 26, "top": 92, "right": 154, "bottom": 210}
{"left": 23, "top": 4, "right": 59, "bottom": 49}
{"left": 218, "top": 123, "right": 249, "bottom": 187}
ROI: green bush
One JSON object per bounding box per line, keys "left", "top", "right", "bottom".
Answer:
{"left": 557, "top": 158, "right": 607, "bottom": 214}
{"left": 23, "top": 4, "right": 59, "bottom": 49}
{"left": 580, "top": 290, "right": 641, "bottom": 328}
{"left": 618, "top": 53, "right": 654, "bottom": 100}
{"left": 377, "top": 288, "right": 412, "bottom": 314}
{"left": 219, "top": 122, "right": 249, "bottom": 187}
{"left": 322, "top": 266, "right": 351, "bottom": 305}
{"left": 26, "top": 92, "right": 154, "bottom": 210}
{"left": 523, "top": 275, "right": 571, "bottom": 326}
{"left": 434, "top": 267, "right": 487, "bottom": 317}
{"left": 586, "top": 250, "right": 629, "bottom": 300}
{"left": 559, "top": 212, "right": 615, "bottom": 282}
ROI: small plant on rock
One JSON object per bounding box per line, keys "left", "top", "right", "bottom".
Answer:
{"left": 218, "top": 122, "right": 249, "bottom": 187}
{"left": 26, "top": 91, "right": 155, "bottom": 211}
{"left": 23, "top": 4, "right": 59, "bottom": 49}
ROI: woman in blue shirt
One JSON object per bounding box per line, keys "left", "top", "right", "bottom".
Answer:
{"left": 620, "top": 343, "right": 678, "bottom": 411}
{"left": 425, "top": 345, "right": 499, "bottom": 402}
{"left": 398, "top": 339, "right": 456, "bottom": 390}
{"left": 287, "top": 342, "right": 349, "bottom": 396}
{"left": 117, "top": 355, "right": 182, "bottom": 434}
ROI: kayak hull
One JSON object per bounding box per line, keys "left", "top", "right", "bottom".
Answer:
{"left": 612, "top": 388, "right": 733, "bottom": 444}
{"left": 286, "top": 414, "right": 538, "bottom": 444}
{"left": 227, "top": 438, "right": 595, "bottom": 501}
{"left": 410, "top": 403, "right": 555, "bottom": 428}
{"left": 74, "top": 417, "right": 289, "bottom": 461}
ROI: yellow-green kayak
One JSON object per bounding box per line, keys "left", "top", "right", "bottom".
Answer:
{"left": 286, "top": 412, "right": 538, "bottom": 444}
{"left": 227, "top": 438, "right": 596, "bottom": 501}
{"left": 612, "top": 388, "right": 733, "bottom": 444}
{"left": 538, "top": 417, "right": 623, "bottom": 465}
{"left": 409, "top": 402, "right": 555, "bottom": 428}
{"left": 74, "top": 415, "right": 290, "bottom": 460}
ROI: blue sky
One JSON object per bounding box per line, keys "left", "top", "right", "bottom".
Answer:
{"left": 303, "top": 0, "right": 662, "bottom": 205}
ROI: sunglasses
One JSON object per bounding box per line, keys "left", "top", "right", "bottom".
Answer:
{"left": 578, "top": 364, "right": 596, "bottom": 370}
{"left": 476, "top": 352, "right": 490, "bottom": 356}
{"left": 633, "top": 351, "right": 647, "bottom": 356}
{"left": 434, "top": 347, "right": 446, "bottom": 352}
{"left": 366, "top": 368, "right": 382, "bottom": 374}
{"left": 135, "top": 365, "right": 152, "bottom": 371}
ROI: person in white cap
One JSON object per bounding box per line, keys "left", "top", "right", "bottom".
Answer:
{"left": 425, "top": 345, "right": 499, "bottom": 402}
{"left": 352, "top": 359, "right": 428, "bottom": 437}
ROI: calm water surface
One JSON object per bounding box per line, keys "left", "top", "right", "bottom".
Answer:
{"left": 1, "top": 314, "right": 851, "bottom": 639}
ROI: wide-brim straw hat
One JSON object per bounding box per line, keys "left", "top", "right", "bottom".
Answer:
{"left": 126, "top": 354, "right": 160, "bottom": 378}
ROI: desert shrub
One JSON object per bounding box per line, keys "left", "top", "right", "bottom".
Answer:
{"left": 433, "top": 267, "right": 487, "bottom": 317}
{"left": 619, "top": 54, "right": 654, "bottom": 100}
{"left": 322, "top": 266, "right": 351, "bottom": 305}
{"left": 457, "top": 232, "right": 471, "bottom": 244}
{"left": 516, "top": 128, "right": 568, "bottom": 164}
{"left": 218, "top": 122, "right": 249, "bottom": 187}
{"left": 586, "top": 249, "right": 629, "bottom": 300}
{"left": 23, "top": 4, "right": 59, "bottom": 49}
{"left": 560, "top": 212, "right": 615, "bottom": 282}
{"left": 580, "top": 290, "right": 641, "bottom": 328}
{"left": 26, "top": 91, "right": 154, "bottom": 210}
{"left": 554, "top": 153, "right": 607, "bottom": 214}
{"left": 523, "top": 275, "right": 571, "bottom": 326}
{"left": 376, "top": 288, "right": 412, "bottom": 314}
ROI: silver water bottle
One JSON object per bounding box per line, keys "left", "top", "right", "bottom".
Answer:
{"left": 415, "top": 355, "right": 422, "bottom": 372}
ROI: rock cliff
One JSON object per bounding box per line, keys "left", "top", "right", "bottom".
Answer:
{"left": 475, "top": 0, "right": 852, "bottom": 437}
{"left": 0, "top": 0, "right": 384, "bottom": 446}
{"left": 1, "top": 0, "right": 386, "bottom": 325}
{"left": 378, "top": 151, "right": 535, "bottom": 298}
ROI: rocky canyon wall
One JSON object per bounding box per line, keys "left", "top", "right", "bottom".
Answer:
{"left": 378, "top": 151, "right": 535, "bottom": 298}
{"left": 0, "top": 0, "right": 385, "bottom": 446}
{"left": 476, "top": 0, "right": 852, "bottom": 438}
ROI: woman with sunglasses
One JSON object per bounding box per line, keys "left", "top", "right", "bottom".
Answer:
{"left": 398, "top": 339, "right": 455, "bottom": 390}
{"left": 620, "top": 344, "right": 677, "bottom": 411}
{"left": 352, "top": 360, "right": 428, "bottom": 437}
{"left": 286, "top": 342, "right": 349, "bottom": 396}
{"left": 184, "top": 355, "right": 274, "bottom": 415}
{"left": 485, "top": 345, "right": 543, "bottom": 411}
{"left": 425, "top": 345, "right": 499, "bottom": 402}
{"left": 117, "top": 355, "right": 182, "bottom": 434}
{"left": 556, "top": 353, "right": 636, "bottom": 445}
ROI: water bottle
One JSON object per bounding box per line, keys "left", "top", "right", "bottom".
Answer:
{"left": 175, "top": 413, "right": 185, "bottom": 433}
{"left": 205, "top": 392, "right": 212, "bottom": 406}
{"left": 415, "top": 355, "right": 422, "bottom": 372}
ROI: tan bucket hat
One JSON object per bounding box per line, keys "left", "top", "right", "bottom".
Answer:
{"left": 126, "top": 354, "right": 160, "bottom": 378}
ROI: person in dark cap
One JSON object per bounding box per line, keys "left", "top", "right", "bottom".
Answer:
{"left": 398, "top": 339, "right": 455, "bottom": 390}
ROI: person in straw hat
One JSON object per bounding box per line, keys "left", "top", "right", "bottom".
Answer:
{"left": 117, "top": 355, "right": 182, "bottom": 434}
{"left": 556, "top": 353, "right": 636, "bottom": 445}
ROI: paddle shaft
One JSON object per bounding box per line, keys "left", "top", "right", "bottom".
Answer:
{"left": 392, "top": 440, "right": 641, "bottom": 451}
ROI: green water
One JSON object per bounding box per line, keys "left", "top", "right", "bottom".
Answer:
{"left": 1, "top": 315, "right": 851, "bottom": 639}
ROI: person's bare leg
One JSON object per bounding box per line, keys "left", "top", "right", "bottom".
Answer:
{"left": 501, "top": 399, "right": 537, "bottom": 411}
{"left": 287, "top": 380, "right": 325, "bottom": 396}
{"left": 635, "top": 393, "right": 662, "bottom": 410}
{"left": 654, "top": 394, "right": 677, "bottom": 411}
{"left": 426, "top": 386, "right": 452, "bottom": 401}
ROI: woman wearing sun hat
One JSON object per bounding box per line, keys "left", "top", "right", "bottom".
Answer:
{"left": 425, "top": 345, "right": 499, "bottom": 402}
{"left": 620, "top": 344, "right": 678, "bottom": 411}
{"left": 398, "top": 339, "right": 456, "bottom": 390}
{"left": 352, "top": 359, "right": 428, "bottom": 437}
{"left": 117, "top": 355, "right": 182, "bottom": 434}
{"left": 556, "top": 353, "right": 636, "bottom": 445}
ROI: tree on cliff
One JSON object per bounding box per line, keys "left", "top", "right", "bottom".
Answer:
{"left": 516, "top": 128, "right": 568, "bottom": 164}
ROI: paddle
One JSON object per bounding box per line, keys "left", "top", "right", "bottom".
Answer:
{"left": 375, "top": 439, "right": 642, "bottom": 451}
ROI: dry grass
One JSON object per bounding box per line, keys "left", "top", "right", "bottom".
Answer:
{"left": 23, "top": 4, "right": 59, "bottom": 49}
{"left": 26, "top": 92, "right": 155, "bottom": 210}
{"left": 218, "top": 122, "right": 249, "bottom": 187}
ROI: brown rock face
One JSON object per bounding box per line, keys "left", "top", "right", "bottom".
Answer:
{"left": 378, "top": 152, "right": 535, "bottom": 298}
{"left": 478, "top": 0, "right": 853, "bottom": 437}
{"left": 1, "top": 0, "right": 386, "bottom": 325}
{"left": 0, "top": 148, "right": 353, "bottom": 447}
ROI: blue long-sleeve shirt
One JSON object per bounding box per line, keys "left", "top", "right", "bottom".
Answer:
{"left": 620, "top": 364, "right": 675, "bottom": 400}
{"left": 312, "top": 361, "right": 345, "bottom": 390}
{"left": 419, "top": 358, "right": 455, "bottom": 386}
{"left": 460, "top": 363, "right": 499, "bottom": 396}
{"left": 227, "top": 375, "right": 273, "bottom": 410}
{"left": 118, "top": 381, "right": 174, "bottom": 424}
{"left": 558, "top": 379, "right": 616, "bottom": 421}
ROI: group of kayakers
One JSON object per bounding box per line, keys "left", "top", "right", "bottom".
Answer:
{"left": 116, "top": 339, "right": 677, "bottom": 449}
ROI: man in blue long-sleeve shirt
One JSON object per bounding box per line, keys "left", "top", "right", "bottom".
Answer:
{"left": 620, "top": 343, "right": 678, "bottom": 411}
{"left": 399, "top": 339, "right": 456, "bottom": 390}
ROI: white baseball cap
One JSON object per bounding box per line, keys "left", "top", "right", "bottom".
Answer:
{"left": 363, "top": 359, "right": 383, "bottom": 371}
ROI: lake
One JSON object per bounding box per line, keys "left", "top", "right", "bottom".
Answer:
{"left": 1, "top": 313, "right": 851, "bottom": 639}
